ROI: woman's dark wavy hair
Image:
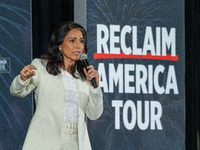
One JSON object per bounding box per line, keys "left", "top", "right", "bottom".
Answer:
{"left": 41, "top": 21, "right": 87, "bottom": 81}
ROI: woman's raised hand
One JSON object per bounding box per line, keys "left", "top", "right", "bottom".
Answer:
{"left": 20, "top": 65, "right": 37, "bottom": 81}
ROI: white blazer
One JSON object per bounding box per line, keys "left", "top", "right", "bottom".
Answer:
{"left": 10, "top": 59, "right": 103, "bottom": 150}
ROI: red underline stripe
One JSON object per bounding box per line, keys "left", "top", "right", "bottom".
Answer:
{"left": 93, "top": 53, "right": 178, "bottom": 61}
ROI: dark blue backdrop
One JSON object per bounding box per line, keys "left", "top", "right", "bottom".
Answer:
{"left": 87, "top": 0, "right": 185, "bottom": 150}
{"left": 0, "top": 1, "right": 32, "bottom": 150}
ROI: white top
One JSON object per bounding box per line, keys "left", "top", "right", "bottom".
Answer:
{"left": 19, "top": 67, "right": 100, "bottom": 123}
{"left": 61, "top": 68, "right": 79, "bottom": 123}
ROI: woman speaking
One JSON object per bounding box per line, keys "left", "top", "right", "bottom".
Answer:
{"left": 10, "top": 21, "right": 103, "bottom": 150}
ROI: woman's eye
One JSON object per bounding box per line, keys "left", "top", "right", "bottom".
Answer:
{"left": 80, "top": 40, "right": 84, "bottom": 43}
{"left": 70, "top": 40, "right": 75, "bottom": 42}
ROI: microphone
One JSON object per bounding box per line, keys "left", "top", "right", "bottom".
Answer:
{"left": 80, "top": 53, "right": 98, "bottom": 88}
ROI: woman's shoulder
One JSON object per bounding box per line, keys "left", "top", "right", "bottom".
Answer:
{"left": 31, "top": 58, "right": 47, "bottom": 68}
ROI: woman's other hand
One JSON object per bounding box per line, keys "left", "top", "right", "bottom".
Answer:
{"left": 83, "top": 65, "right": 99, "bottom": 88}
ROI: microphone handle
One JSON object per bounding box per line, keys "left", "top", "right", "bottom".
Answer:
{"left": 82, "top": 59, "right": 97, "bottom": 88}
{"left": 91, "top": 78, "right": 98, "bottom": 88}
{"left": 82, "top": 59, "right": 89, "bottom": 71}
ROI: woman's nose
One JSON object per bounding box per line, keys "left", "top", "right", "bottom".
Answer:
{"left": 75, "top": 41, "right": 82, "bottom": 48}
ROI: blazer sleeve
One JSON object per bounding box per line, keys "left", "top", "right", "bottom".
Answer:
{"left": 86, "top": 86, "right": 103, "bottom": 120}
{"left": 10, "top": 59, "right": 41, "bottom": 98}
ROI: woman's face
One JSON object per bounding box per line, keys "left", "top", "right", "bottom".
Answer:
{"left": 59, "top": 28, "right": 85, "bottom": 62}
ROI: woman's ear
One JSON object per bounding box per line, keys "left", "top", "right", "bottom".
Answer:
{"left": 58, "top": 45, "right": 62, "bottom": 51}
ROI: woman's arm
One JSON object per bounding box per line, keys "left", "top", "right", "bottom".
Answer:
{"left": 83, "top": 65, "right": 103, "bottom": 120}
{"left": 86, "top": 86, "right": 103, "bottom": 120}
{"left": 10, "top": 59, "right": 40, "bottom": 98}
